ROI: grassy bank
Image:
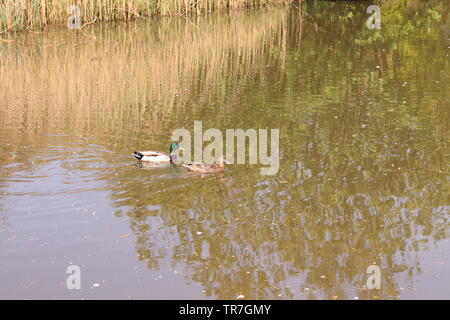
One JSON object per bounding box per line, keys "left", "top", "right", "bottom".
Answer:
{"left": 0, "top": 0, "right": 297, "bottom": 32}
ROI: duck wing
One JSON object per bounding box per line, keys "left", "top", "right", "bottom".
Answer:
{"left": 183, "top": 163, "right": 223, "bottom": 172}
{"left": 132, "top": 151, "right": 169, "bottom": 161}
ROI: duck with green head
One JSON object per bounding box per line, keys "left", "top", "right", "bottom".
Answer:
{"left": 132, "top": 142, "right": 182, "bottom": 163}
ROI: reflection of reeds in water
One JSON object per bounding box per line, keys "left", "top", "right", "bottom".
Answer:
{"left": 0, "top": 9, "right": 288, "bottom": 137}
{"left": 0, "top": 0, "right": 296, "bottom": 32}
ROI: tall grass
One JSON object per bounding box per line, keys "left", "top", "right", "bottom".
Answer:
{"left": 0, "top": 0, "right": 297, "bottom": 32}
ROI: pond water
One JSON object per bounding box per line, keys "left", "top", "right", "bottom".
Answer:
{"left": 0, "top": 2, "right": 449, "bottom": 299}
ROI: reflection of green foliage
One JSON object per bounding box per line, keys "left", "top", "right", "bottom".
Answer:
{"left": 427, "top": 8, "right": 441, "bottom": 21}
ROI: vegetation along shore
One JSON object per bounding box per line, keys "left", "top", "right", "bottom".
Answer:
{"left": 1, "top": 0, "right": 301, "bottom": 32}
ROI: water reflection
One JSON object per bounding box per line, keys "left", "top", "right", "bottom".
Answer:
{"left": 0, "top": 2, "right": 448, "bottom": 299}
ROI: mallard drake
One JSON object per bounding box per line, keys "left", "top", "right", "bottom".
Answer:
{"left": 132, "top": 142, "right": 182, "bottom": 163}
{"left": 182, "top": 156, "right": 230, "bottom": 173}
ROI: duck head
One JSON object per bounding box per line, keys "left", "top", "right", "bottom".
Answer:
{"left": 169, "top": 142, "right": 184, "bottom": 155}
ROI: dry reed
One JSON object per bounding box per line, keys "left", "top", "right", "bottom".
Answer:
{"left": 1, "top": 0, "right": 297, "bottom": 32}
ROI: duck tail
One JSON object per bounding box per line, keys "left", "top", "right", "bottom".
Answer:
{"left": 132, "top": 152, "right": 144, "bottom": 160}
